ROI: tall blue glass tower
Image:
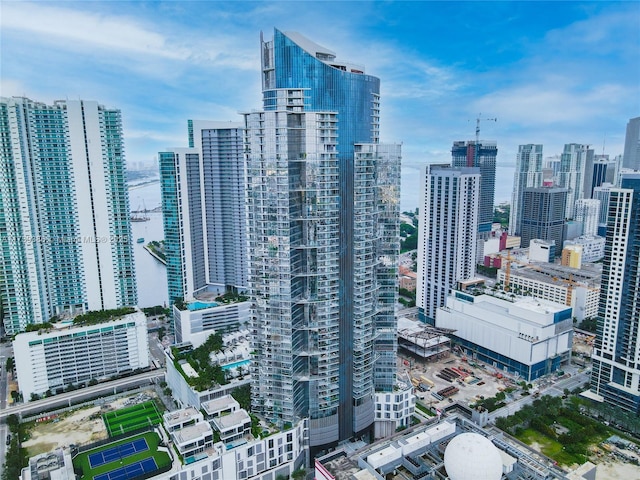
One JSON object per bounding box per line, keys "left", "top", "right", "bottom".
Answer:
{"left": 246, "top": 30, "right": 401, "bottom": 451}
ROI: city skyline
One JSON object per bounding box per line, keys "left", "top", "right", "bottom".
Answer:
{"left": 2, "top": 1, "right": 638, "bottom": 210}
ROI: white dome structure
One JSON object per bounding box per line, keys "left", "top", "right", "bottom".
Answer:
{"left": 444, "top": 432, "right": 502, "bottom": 480}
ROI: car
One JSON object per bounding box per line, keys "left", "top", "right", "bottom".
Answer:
{"left": 6, "top": 434, "right": 11, "bottom": 445}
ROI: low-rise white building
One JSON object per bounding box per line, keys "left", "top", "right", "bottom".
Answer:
{"left": 202, "top": 395, "right": 240, "bottom": 419}
{"left": 529, "top": 239, "right": 555, "bottom": 262}
{"left": 13, "top": 308, "right": 148, "bottom": 400}
{"left": 212, "top": 409, "right": 252, "bottom": 445}
{"left": 564, "top": 235, "right": 606, "bottom": 262}
{"left": 158, "top": 419, "right": 308, "bottom": 480}
{"left": 435, "top": 291, "right": 573, "bottom": 381}
{"left": 374, "top": 379, "right": 415, "bottom": 439}
{"left": 171, "top": 421, "right": 214, "bottom": 458}
{"left": 164, "top": 346, "right": 250, "bottom": 410}
{"left": 174, "top": 299, "right": 250, "bottom": 348}
{"left": 496, "top": 263, "right": 600, "bottom": 321}
{"left": 163, "top": 407, "right": 203, "bottom": 432}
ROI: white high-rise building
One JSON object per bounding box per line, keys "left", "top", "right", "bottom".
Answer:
{"left": 593, "top": 183, "right": 614, "bottom": 226}
{"left": 558, "top": 143, "right": 593, "bottom": 219}
{"left": 510, "top": 144, "right": 543, "bottom": 235}
{"left": 574, "top": 198, "right": 601, "bottom": 237}
{"left": 0, "top": 97, "right": 136, "bottom": 335}
{"left": 417, "top": 165, "right": 480, "bottom": 323}
{"left": 13, "top": 308, "right": 148, "bottom": 400}
{"left": 591, "top": 173, "right": 640, "bottom": 413}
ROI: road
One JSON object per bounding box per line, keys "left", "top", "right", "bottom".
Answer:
{"left": 0, "top": 341, "right": 13, "bottom": 470}
{"left": 0, "top": 369, "right": 165, "bottom": 422}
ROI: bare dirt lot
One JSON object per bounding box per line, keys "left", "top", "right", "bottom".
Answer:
{"left": 399, "top": 351, "right": 518, "bottom": 411}
{"left": 23, "top": 390, "right": 158, "bottom": 457}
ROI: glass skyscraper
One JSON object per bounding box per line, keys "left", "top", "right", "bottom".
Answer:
{"left": 160, "top": 121, "right": 247, "bottom": 304}
{"left": 591, "top": 172, "right": 640, "bottom": 412}
{"left": 451, "top": 140, "right": 497, "bottom": 233}
{"left": 510, "top": 144, "right": 543, "bottom": 236}
{"left": 244, "top": 30, "right": 401, "bottom": 450}
{"left": 558, "top": 143, "right": 593, "bottom": 219}
{"left": 519, "top": 186, "right": 568, "bottom": 257}
{"left": 0, "top": 97, "right": 136, "bottom": 335}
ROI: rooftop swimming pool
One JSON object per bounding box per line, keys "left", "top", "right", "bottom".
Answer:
{"left": 186, "top": 301, "right": 219, "bottom": 311}
{"left": 221, "top": 359, "right": 250, "bottom": 370}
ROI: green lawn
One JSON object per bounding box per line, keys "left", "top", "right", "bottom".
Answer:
{"left": 103, "top": 401, "right": 163, "bottom": 437}
{"left": 73, "top": 431, "right": 171, "bottom": 480}
{"left": 517, "top": 428, "right": 586, "bottom": 466}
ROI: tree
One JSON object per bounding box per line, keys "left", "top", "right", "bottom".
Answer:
{"left": 292, "top": 469, "right": 306, "bottom": 480}
{"left": 6, "top": 414, "right": 19, "bottom": 433}
{"left": 231, "top": 384, "right": 251, "bottom": 411}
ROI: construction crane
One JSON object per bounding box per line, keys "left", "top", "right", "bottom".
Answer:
{"left": 473, "top": 114, "right": 497, "bottom": 165}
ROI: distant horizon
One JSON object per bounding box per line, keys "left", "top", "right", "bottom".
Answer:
{"left": 4, "top": 1, "right": 638, "bottom": 210}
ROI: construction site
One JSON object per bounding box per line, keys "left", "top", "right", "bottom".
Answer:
{"left": 397, "top": 315, "right": 520, "bottom": 413}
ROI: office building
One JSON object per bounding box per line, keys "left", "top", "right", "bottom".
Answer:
{"left": 160, "top": 121, "right": 247, "bottom": 305}
{"left": 583, "top": 154, "right": 617, "bottom": 199}
{"left": 519, "top": 186, "right": 567, "bottom": 256}
{"left": 622, "top": 117, "right": 640, "bottom": 170}
{"left": 545, "top": 155, "right": 561, "bottom": 181}
{"left": 563, "top": 220, "right": 583, "bottom": 242}
{"left": 564, "top": 235, "right": 606, "bottom": 263}
{"left": 244, "top": 29, "right": 401, "bottom": 450}
{"left": 436, "top": 291, "right": 573, "bottom": 381}
{"left": 13, "top": 308, "right": 148, "bottom": 400}
{"left": 509, "top": 144, "right": 543, "bottom": 235}
{"left": 451, "top": 140, "right": 497, "bottom": 233}
{"left": 497, "top": 263, "right": 601, "bottom": 321}
{"left": 528, "top": 239, "right": 555, "bottom": 263}
{"left": 574, "top": 198, "right": 600, "bottom": 237}
{"left": 558, "top": 143, "right": 593, "bottom": 219}
{"left": 0, "top": 97, "right": 136, "bottom": 335}
{"left": 591, "top": 172, "right": 640, "bottom": 413}
{"left": 417, "top": 165, "right": 480, "bottom": 323}
{"left": 593, "top": 182, "right": 614, "bottom": 234}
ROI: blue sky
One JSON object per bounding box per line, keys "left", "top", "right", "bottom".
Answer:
{"left": 2, "top": 1, "right": 639, "bottom": 210}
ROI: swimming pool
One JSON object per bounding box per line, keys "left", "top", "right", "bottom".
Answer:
{"left": 186, "top": 301, "right": 219, "bottom": 311}
{"left": 221, "top": 359, "right": 251, "bottom": 370}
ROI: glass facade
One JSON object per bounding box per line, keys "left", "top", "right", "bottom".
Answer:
{"left": 247, "top": 30, "right": 400, "bottom": 449}
{"left": 159, "top": 151, "right": 186, "bottom": 304}
{"left": 510, "top": 144, "right": 543, "bottom": 236}
{"left": 451, "top": 141, "right": 497, "bottom": 232}
{"left": 160, "top": 123, "right": 247, "bottom": 306}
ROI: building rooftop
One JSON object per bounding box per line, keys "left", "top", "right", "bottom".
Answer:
{"left": 506, "top": 262, "right": 601, "bottom": 289}
{"left": 172, "top": 421, "right": 213, "bottom": 444}
{"left": 164, "top": 406, "right": 201, "bottom": 428}
{"left": 213, "top": 409, "right": 251, "bottom": 431}
{"left": 202, "top": 395, "right": 239, "bottom": 416}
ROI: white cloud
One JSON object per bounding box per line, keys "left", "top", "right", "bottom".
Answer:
{"left": 0, "top": 2, "right": 257, "bottom": 71}
{"left": 472, "top": 81, "right": 633, "bottom": 127}
{"left": 1, "top": 2, "right": 186, "bottom": 59}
